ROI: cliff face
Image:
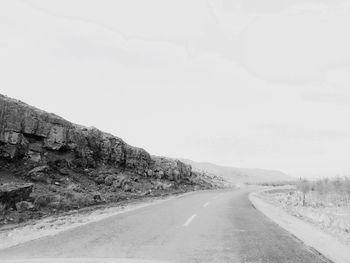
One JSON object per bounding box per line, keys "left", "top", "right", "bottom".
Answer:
{"left": 0, "top": 94, "right": 190, "bottom": 181}
{"left": 0, "top": 95, "right": 229, "bottom": 225}
{"left": 152, "top": 156, "right": 192, "bottom": 181}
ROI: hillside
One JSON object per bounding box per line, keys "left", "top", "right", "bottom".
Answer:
{"left": 179, "top": 159, "right": 294, "bottom": 184}
{"left": 0, "top": 94, "right": 227, "bottom": 225}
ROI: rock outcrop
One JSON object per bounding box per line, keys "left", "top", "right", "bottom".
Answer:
{"left": 0, "top": 94, "right": 229, "bottom": 225}
{"left": 0, "top": 94, "right": 192, "bottom": 181}
{"left": 0, "top": 183, "right": 33, "bottom": 209}
{"left": 151, "top": 156, "right": 192, "bottom": 181}
{"left": 0, "top": 94, "right": 153, "bottom": 175}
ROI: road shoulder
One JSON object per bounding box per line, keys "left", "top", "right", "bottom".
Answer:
{"left": 250, "top": 191, "right": 350, "bottom": 263}
{"left": 0, "top": 191, "right": 196, "bottom": 251}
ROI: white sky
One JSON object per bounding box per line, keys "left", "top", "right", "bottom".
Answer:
{"left": 1, "top": 0, "right": 350, "bottom": 178}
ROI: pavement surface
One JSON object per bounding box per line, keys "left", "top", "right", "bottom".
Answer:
{"left": 0, "top": 188, "right": 330, "bottom": 263}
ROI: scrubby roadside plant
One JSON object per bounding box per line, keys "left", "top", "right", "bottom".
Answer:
{"left": 296, "top": 177, "right": 350, "bottom": 207}
{"left": 0, "top": 203, "right": 5, "bottom": 213}
{"left": 296, "top": 179, "right": 310, "bottom": 206}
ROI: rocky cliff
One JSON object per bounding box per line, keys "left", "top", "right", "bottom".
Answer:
{"left": 0, "top": 94, "right": 191, "bottom": 181}
{"left": 0, "top": 94, "right": 227, "bottom": 225}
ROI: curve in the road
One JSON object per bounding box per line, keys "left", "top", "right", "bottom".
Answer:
{"left": 0, "top": 188, "right": 330, "bottom": 263}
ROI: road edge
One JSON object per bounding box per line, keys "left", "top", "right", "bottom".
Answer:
{"left": 0, "top": 190, "right": 203, "bottom": 251}
{"left": 249, "top": 191, "right": 350, "bottom": 263}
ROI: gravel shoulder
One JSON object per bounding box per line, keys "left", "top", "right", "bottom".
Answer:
{"left": 250, "top": 190, "right": 350, "bottom": 263}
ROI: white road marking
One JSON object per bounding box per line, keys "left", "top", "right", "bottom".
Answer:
{"left": 232, "top": 229, "right": 246, "bottom": 232}
{"left": 183, "top": 214, "right": 197, "bottom": 227}
{"left": 203, "top": 202, "right": 209, "bottom": 207}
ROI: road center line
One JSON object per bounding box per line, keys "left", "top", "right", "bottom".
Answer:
{"left": 203, "top": 202, "right": 209, "bottom": 207}
{"left": 183, "top": 214, "right": 197, "bottom": 227}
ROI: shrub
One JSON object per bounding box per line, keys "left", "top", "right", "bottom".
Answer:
{"left": 296, "top": 177, "right": 350, "bottom": 207}
{"left": 296, "top": 179, "right": 310, "bottom": 206}
{"left": 58, "top": 191, "right": 95, "bottom": 210}
{"left": 0, "top": 203, "right": 6, "bottom": 216}
{"left": 34, "top": 195, "right": 55, "bottom": 209}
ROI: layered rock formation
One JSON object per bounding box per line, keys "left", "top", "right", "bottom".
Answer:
{"left": 152, "top": 156, "right": 192, "bottom": 181}
{"left": 0, "top": 94, "right": 229, "bottom": 225}
{"left": 0, "top": 94, "right": 191, "bottom": 181}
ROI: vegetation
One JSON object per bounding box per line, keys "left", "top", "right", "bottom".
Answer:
{"left": 257, "top": 181, "right": 297, "bottom": 187}
{"left": 0, "top": 203, "right": 6, "bottom": 217}
{"left": 296, "top": 177, "right": 350, "bottom": 207}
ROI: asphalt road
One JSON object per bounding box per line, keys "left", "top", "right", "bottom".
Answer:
{"left": 0, "top": 188, "right": 329, "bottom": 263}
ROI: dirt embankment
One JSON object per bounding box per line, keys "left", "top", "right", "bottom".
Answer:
{"left": 0, "top": 94, "right": 228, "bottom": 226}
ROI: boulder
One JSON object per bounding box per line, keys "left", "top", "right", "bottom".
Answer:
{"left": 27, "top": 165, "right": 51, "bottom": 183}
{"left": 33, "top": 195, "right": 55, "bottom": 208}
{"left": 94, "top": 174, "right": 107, "bottom": 184}
{"left": 111, "top": 174, "right": 130, "bottom": 191}
{"left": 93, "top": 193, "right": 104, "bottom": 203}
{"left": 154, "top": 181, "right": 172, "bottom": 190}
{"left": 0, "top": 183, "right": 34, "bottom": 209}
{"left": 28, "top": 165, "right": 50, "bottom": 176}
{"left": 123, "top": 183, "right": 133, "bottom": 192}
{"left": 15, "top": 201, "right": 34, "bottom": 211}
{"left": 104, "top": 174, "right": 119, "bottom": 186}
{"left": 58, "top": 168, "right": 70, "bottom": 175}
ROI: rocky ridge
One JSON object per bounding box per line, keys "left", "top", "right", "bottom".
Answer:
{"left": 0, "top": 94, "right": 193, "bottom": 181}
{"left": 0, "top": 94, "right": 227, "bottom": 225}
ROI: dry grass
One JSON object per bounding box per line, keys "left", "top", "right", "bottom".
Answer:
{"left": 258, "top": 181, "right": 297, "bottom": 187}
{"left": 297, "top": 177, "right": 350, "bottom": 207}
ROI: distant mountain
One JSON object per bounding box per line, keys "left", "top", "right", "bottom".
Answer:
{"left": 179, "top": 159, "right": 294, "bottom": 184}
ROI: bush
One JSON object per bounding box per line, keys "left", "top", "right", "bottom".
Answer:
{"left": 0, "top": 203, "right": 6, "bottom": 216}
{"left": 59, "top": 191, "right": 95, "bottom": 210}
{"left": 296, "top": 179, "right": 310, "bottom": 206}
{"left": 296, "top": 177, "right": 350, "bottom": 207}
{"left": 34, "top": 195, "right": 56, "bottom": 209}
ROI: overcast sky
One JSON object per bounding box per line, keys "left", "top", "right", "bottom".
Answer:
{"left": 1, "top": 0, "right": 350, "bottom": 178}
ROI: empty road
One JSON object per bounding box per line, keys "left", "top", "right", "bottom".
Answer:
{"left": 0, "top": 188, "right": 329, "bottom": 263}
